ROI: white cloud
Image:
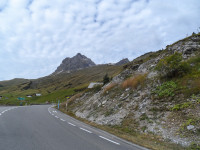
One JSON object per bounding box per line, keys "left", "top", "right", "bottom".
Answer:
{"left": 0, "top": 0, "right": 199, "bottom": 80}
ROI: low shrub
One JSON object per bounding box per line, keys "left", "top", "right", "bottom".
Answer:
{"left": 154, "top": 81, "right": 177, "bottom": 97}
{"left": 155, "top": 52, "right": 190, "bottom": 78}
{"left": 171, "top": 102, "right": 192, "bottom": 111}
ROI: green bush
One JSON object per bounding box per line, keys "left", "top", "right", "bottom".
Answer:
{"left": 156, "top": 52, "right": 190, "bottom": 78}
{"left": 154, "top": 81, "right": 177, "bottom": 97}
{"left": 171, "top": 102, "right": 192, "bottom": 111}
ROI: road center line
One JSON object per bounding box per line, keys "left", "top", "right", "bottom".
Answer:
{"left": 55, "top": 116, "right": 59, "bottom": 118}
{"left": 68, "top": 122, "right": 76, "bottom": 126}
{"left": 80, "top": 127, "right": 92, "bottom": 133}
{"left": 60, "top": 118, "right": 65, "bottom": 121}
{"left": 99, "top": 136, "right": 120, "bottom": 145}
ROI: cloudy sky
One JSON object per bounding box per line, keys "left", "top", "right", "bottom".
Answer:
{"left": 0, "top": 0, "right": 199, "bottom": 80}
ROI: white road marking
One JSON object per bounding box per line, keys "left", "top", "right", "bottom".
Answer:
{"left": 52, "top": 114, "right": 54, "bottom": 116}
{"left": 0, "top": 113, "right": 1, "bottom": 116}
{"left": 80, "top": 127, "right": 92, "bottom": 133}
{"left": 55, "top": 116, "right": 59, "bottom": 118}
{"left": 68, "top": 122, "right": 76, "bottom": 126}
{"left": 60, "top": 118, "right": 65, "bottom": 121}
{"left": 99, "top": 136, "right": 120, "bottom": 145}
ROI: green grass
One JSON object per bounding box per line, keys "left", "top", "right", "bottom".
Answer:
{"left": 171, "top": 102, "right": 192, "bottom": 111}
{"left": 0, "top": 87, "right": 75, "bottom": 105}
{"left": 29, "top": 88, "right": 75, "bottom": 104}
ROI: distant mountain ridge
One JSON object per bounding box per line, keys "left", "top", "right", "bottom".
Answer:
{"left": 54, "top": 53, "right": 96, "bottom": 74}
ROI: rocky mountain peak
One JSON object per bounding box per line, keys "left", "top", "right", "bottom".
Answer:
{"left": 115, "top": 58, "right": 130, "bottom": 66}
{"left": 54, "top": 53, "right": 96, "bottom": 74}
{"left": 75, "top": 53, "right": 85, "bottom": 58}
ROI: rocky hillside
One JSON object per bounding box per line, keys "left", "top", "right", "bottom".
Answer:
{"left": 54, "top": 53, "right": 96, "bottom": 74}
{"left": 62, "top": 33, "right": 200, "bottom": 149}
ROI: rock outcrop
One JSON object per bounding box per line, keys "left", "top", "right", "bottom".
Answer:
{"left": 167, "top": 33, "right": 200, "bottom": 58}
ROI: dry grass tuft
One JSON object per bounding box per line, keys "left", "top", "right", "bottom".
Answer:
{"left": 103, "top": 83, "right": 117, "bottom": 93}
{"left": 193, "top": 78, "right": 200, "bottom": 89}
{"left": 190, "top": 78, "right": 200, "bottom": 94}
{"left": 67, "top": 92, "right": 83, "bottom": 106}
{"left": 121, "top": 74, "right": 147, "bottom": 89}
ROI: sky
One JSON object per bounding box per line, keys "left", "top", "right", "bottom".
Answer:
{"left": 0, "top": 0, "right": 200, "bottom": 81}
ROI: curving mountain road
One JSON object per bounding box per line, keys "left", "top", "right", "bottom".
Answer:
{"left": 0, "top": 105, "right": 148, "bottom": 150}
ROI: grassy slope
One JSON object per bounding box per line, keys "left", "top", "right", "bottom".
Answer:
{"left": 0, "top": 65, "right": 123, "bottom": 105}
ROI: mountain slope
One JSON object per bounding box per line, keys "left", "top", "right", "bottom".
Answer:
{"left": 0, "top": 64, "right": 123, "bottom": 105}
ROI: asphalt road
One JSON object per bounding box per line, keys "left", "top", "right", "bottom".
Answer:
{"left": 0, "top": 105, "right": 148, "bottom": 150}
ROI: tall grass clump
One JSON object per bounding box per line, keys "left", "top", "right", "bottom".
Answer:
{"left": 103, "top": 83, "right": 117, "bottom": 93}
{"left": 67, "top": 92, "right": 83, "bottom": 106}
{"left": 121, "top": 74, "right": 147, "bottom": 89}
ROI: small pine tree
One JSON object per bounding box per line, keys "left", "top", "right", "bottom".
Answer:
{"left": 103, "top": 74, "right": 110, "bottom": 85}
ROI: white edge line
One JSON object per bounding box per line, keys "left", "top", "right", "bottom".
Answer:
{"left": 68, "top": 122, "right": 76, "bottom": 126}
{"left": 60, "top": 118, "right": 65, "bottom": 121}
{"left": 80, "top": 127, "right": 92, "bottom": 133}
{"left": 99, "top": 136, "right": 120, "bottom": 145}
